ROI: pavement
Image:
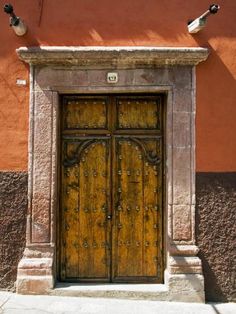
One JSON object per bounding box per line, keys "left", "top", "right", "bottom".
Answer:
{"left": 0, "top": 291, "right": 236, "bottom": 314}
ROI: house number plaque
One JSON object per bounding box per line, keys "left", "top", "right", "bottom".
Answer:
{"left": 107, "top": 72, "right": 118, "bottom": 83}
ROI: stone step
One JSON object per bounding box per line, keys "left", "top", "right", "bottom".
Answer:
{"left": 51, "top": 283, "right": 169, "bottom": 301}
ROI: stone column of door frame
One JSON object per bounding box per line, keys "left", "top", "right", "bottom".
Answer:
{"left": 15, "top": 47, "right": 209, "bottom": 300}
{"left": 165, "top": 67, "right": 205, "bottom": 302}
{"left": 16, "top": 65, "right": 59, "bottom": 294}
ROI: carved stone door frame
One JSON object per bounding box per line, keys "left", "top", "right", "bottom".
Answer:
{"left": 15, "top": 47, "right": 209, "bottom": 302}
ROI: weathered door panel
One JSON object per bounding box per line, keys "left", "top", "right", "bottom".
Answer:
{"left": 61, "top": 138, "right": 111, "bottom": 281}
{"left": 63, "top": 97, "right": 109, "bottom": 130}
{"left": 112, "top": 137, "right": 163, "bottom": 282}
{"left": 116, "top": 97, "right": 161, "bottom": 130}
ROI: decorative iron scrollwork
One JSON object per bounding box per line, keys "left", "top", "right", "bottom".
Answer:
{"left": 63, "top": 139, "right": 107, "bottom": 167}
{"left": 118, "top": 137, "right": 161, "bottom": 165}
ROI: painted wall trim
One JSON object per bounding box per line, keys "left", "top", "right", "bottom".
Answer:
{"left": 16, "top": 46, "right": 209, "bottom": 67}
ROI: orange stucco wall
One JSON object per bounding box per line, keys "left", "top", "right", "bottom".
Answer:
{"left": 0, "top": 0, "right": 235, "bottom": 171}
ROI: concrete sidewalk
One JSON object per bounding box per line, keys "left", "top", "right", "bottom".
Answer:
{"left": 0, "top": 292, "right": 236, "bottom": 314}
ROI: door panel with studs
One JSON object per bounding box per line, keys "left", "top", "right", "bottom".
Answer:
{"left": 113, "top": 137, "right": 162, "bottom": 281}
{"left": 63, "top": 97, "right": 109, "bottom": 130}
{"left": 61, "top": 137, "right": 111, "bottom": 281}
{"left": 116, "top": 97, "right": 161, "bottom": 130}
{"left": 60, "top": 95, "right": 164, "bottom": 283}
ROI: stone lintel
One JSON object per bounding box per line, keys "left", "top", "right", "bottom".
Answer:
{"left": 16, "top": 46, "right": 209, "bottom": 67}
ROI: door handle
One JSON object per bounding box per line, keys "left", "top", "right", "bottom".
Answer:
{"left": 107, "top": 214, "right": 112, "bottom": 220}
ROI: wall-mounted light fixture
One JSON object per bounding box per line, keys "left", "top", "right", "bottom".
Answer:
{"left": 188, "top": 4, "right": 220, "bottom": 34}
{"left": 3, "top": 3, "right": 27, "bottom": 36}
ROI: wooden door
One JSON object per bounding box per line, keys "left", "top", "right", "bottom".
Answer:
{"left": 60, "top": 95, "right": 163, "bottom": 283}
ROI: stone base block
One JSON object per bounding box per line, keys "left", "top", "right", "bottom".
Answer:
{"left": 16, "top": 275, "right": 54, "bottom": 295}
{"left": 165, "top": 270, "right": 205, "bottom": 303}
{"left": 16, "top": 257, "right": 54, "bottom": 294}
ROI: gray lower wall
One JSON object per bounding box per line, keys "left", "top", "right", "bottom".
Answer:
{"left": 196, "top": 172, "right": 236, "bottom": 302}
{"left": 0, "top": 171, "right": 235, "bottom": 302}
{"left": 0, "top": 172, "right": 27, "bottom": 290}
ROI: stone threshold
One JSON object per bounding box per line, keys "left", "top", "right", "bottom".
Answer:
{"left": 50, "top": 282, "right": 169, "bottom": 300}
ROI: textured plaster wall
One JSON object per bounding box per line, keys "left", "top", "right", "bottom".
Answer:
{"left": 196, "top": 172, "right": 236, "bottom": 302}
{"left": 0, "top": 0, "right": 235, "bottom": 171}
{"left": 0, "top": 172, "right": 27, "bottom": 290}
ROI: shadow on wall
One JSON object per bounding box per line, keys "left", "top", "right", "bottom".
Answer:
{"left": 33, "top": 0, "right": 236, "bottom": 45}
{"left": 0, "top": 0, "right": 235, "bottom": 50}
{"left": 189, "top": 1, "right": 236, "bottom": 173}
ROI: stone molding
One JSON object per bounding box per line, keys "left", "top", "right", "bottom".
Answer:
{"left": 16, "top": 46, "right": 209, "bottom": 67}
{"left": 16, "top": 46, "right": 209, "bottom": 302}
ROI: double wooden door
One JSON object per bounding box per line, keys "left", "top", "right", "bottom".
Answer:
{"left": 60, "top": 94, "right": 163, "bottom": 283}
